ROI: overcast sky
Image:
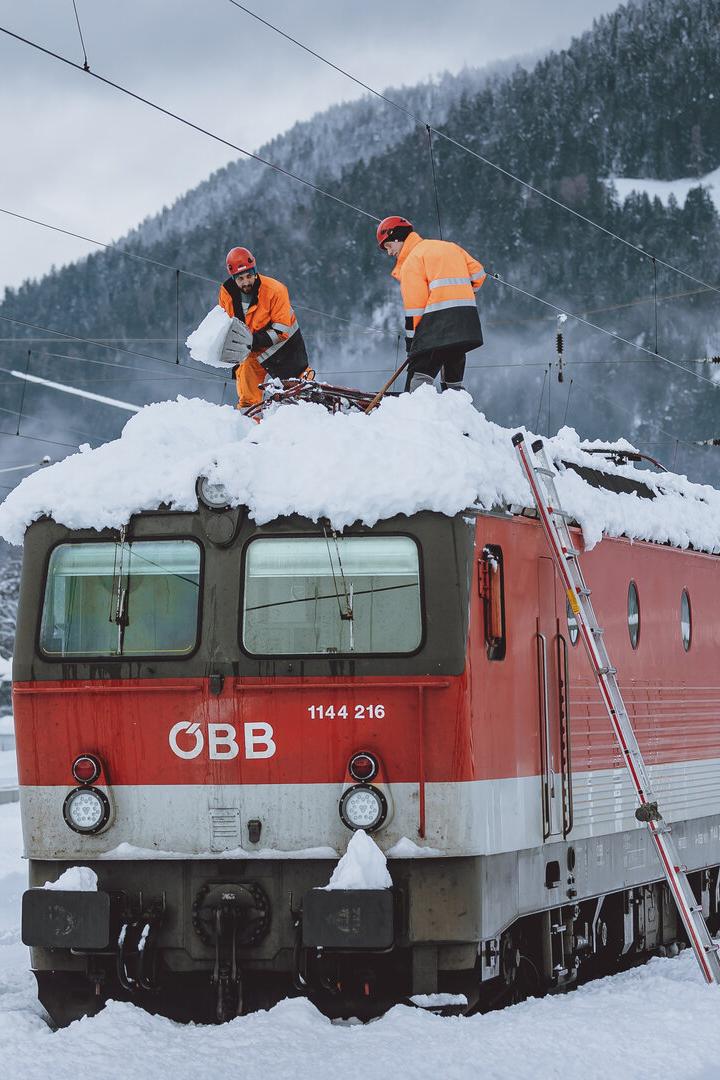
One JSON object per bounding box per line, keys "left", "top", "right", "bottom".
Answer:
{"left": 0, "top": 0, "right": 622, "bottom": 293}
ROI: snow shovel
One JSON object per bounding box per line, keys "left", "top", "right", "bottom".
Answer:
{"left": 364, "top": 357, "right": 410, "bottom": 414}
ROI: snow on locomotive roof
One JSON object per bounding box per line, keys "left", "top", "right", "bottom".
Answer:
{"left": 0, "top": 389, "right": 719, "bottom": 554}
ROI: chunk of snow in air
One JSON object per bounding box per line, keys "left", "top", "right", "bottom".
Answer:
{"left": 186, "top": 305, "right": 234, "bottom": 370}
{"left": 0, "top": 389, "right": 719, "bottom": 556}
{"left": 321, "top": 829, "right": 392, "bottom": 891}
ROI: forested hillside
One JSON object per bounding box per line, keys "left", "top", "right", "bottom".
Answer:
{"left": 1, "top": 0, "right": 719, "bottom": 482}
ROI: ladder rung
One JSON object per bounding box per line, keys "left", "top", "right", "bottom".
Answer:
{"left": 562, "top": 548, "right": 580, "bottom": 558}
{"left": 598, "top": 666, "right": 617, "bottom": 676}
{"left": 577, "top": 586, "right": 591, "bottom": 597}
{"left": 536, "top": 467, "right": 555, "bottom": 478}
{"left": 550, "top": 507, "right": 574, "bottom": 520}
{"left": 591, "top": 626, "right": 604, "bottom": 636}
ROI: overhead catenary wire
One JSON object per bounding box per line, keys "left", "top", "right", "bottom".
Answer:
{"left": 15, "top": 348, "right": 31, "bottom": 436}
{"left": 0, "top": 398, "right": 110, "bottom": 442}
{"left": 426, "top": 126, "right": 443, "bottom": 240}
{"left": 0, "top": 260, "right": 714, "bottom": 411}
{"left": 0, "top": 17, "right": 715, "bottom": 459}
{"left": 0, "top": 363, "right": 707, "bottom": 478}
{"left": 70, "top": 0, "right": 90, "bottom": 71}
{"left": 0, "top": 206, "right": 397, "bottom": 338}
{"left": 0, "top": 353, "right": 685, "bottom": 389}
{"left": 0, "top": 310, "right": 226, "bottom": 379}
{"left": 570, "top": 377, "right": 706, "bottom": 454}
{"left": 1, "top": 13, "right": 717, "bottom": 387}
{"left": 0, "top": 206, "right": 217, "bottom": 284}
{"left": 0, "top": 25, "right": 380, "bottom": 223}
{"left": 226, "top": 0, "right": 720, "bottom": 300}
{"left": 0, "top": 425, "right": 100, "bottom": 450}
{"left": 487, "top": 272, "right": 720, "bottom": 391}
{"left": 0, "top": 201, "right": 716, "bottom": 346}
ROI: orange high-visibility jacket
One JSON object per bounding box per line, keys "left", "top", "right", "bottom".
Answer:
{"left": 391, "top": 232, "right": 485, "bottom": 358}
{"left": 219, "top": 274, "right": 308, "bottom": 407}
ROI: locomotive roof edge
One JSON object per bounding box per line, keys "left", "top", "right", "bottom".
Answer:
{"left": 17, "top": 494, "right": 720, "bottom": 560}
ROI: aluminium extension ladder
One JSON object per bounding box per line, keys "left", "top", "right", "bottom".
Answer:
{"left": 512, "top": 432, "right": 720, "bottom": 986}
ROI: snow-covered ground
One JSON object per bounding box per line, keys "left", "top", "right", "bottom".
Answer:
{"left": 607, "top": 164, "right": 720, "bottom": 213}
{"left": 0, "top": 800, "right": 719, "bottom": 1080}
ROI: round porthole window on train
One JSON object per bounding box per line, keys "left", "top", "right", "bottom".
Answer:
{"left": 566, "top": 598, "right": 579, "bottom": 645}
{"left": 680, "top": 588, "right": 692, "bottom": 651}
{"left": 628, "top": 581, "right": 640, "bottom": 649}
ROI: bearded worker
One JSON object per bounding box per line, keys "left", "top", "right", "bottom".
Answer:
{"left": 219, "top": 246, "right": 309, "bottom": 409}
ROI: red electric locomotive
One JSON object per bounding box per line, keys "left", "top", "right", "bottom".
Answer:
{"left": 13, "top": 440, "right": 720, "bottom": 1024}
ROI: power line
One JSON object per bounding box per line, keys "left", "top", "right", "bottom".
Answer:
{"left": 0, "top": 427, "right": 97, "bottom": 450}
{"left": 0, "top": 204, "right": 397, "bottom": 338}
{"left": 487, "top": 283, "right": 717, "bottom": 329}
{"left": 0, "top": 277, "right": 713, "bottom": 339}
{"left": 0, "top": 200, "right": 713, "bottom": 345}
{"left": 70, "top": 0, "right": 89, "bottom": 71}
{"left": 0, "top": 363, "right": 704, "bottom": 477}
{"left": 571, "top": 377, "right": 707, "bottom": 455}
{"left": 0, "top": 354, "right": 677, "bottom": 388}
{"left": 0, "top": 396, "right": 109, "bottom": 442}
{"left": 0, "top": 25, "right": 380, "bottom": 223}
{"left": 0, "top": 309, "right": 225, "bottom": 379}
{"left": 1, "top": 259, "right": 713, "bottom": 409}
{"left": 487, "top": 273, "right": 720, "bottom": 390}
{"left": 0, "top": 205, "right": 217, "bottom": 284}
{"left": 1, "top": 19, "right": 716, "bottom": 423}
{"left": 227, "top": 0, "right": 720, "bottom": 300}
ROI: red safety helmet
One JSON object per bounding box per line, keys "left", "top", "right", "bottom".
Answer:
{"left": 226, "top": 246, "right": 256, "bottom": 276}
{"left": 376, "top": 215, "right": 413, "bottom": 250}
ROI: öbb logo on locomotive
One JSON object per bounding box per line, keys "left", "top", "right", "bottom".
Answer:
{"left": 168, "top": 720, "right": 277, "bottom": 760}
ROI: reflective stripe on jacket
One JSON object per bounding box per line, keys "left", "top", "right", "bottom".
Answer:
{"left": 218, "top": 274, "right": 307, "bottom": 371}
{"left": 390, "top": 232, "right": 485, "bottom": 357}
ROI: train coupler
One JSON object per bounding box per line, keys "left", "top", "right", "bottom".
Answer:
{"left": 192, "top": 882, "right": 271, "bottom": 1022}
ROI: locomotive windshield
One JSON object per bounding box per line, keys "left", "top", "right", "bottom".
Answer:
{"left": 39, "top": 540, "right": 201, "bottom": 657}
{"left": 242, "top": 535, "right": 422, "bottom": 655}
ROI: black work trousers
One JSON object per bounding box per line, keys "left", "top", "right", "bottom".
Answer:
{"left": 405, "top": 345, "right": 466, "bottom": 392}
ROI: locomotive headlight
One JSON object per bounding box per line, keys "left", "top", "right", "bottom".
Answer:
{"left": 63, "top": 787, "right": 110, "bottom": 834}
{"left": 339, "top": 784, "right": 387, "bottom": 832}
{"left": 196, "top": 474, "right": 230, "bottom": 510}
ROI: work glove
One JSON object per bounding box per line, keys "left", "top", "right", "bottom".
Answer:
{"left": 220, "top": 318, "right": 253, "bottom": 365}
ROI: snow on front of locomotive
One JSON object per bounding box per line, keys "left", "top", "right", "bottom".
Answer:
{"left": 13, "top": 496, "right": 486, "bottom": 1023}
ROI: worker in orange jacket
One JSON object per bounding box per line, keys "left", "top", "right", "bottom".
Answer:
{"left": 218, "top": 246, "right": 309, "bottom": 408}
{"left": 377, "top": 216, "right": 486, "bottom": 393}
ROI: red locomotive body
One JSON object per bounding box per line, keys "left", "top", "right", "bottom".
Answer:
{"left": 13, "top": 490, "right": 720, "bottom": 1023}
